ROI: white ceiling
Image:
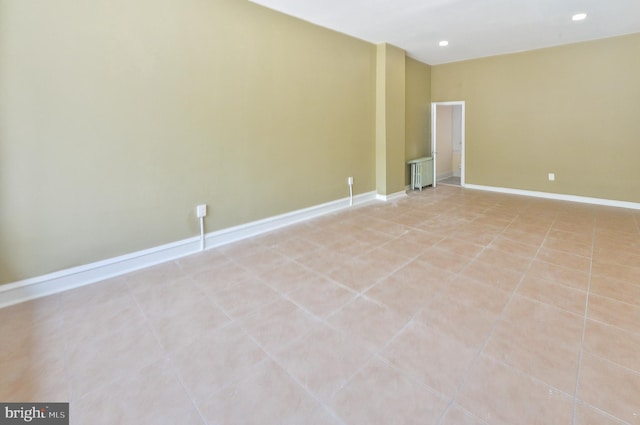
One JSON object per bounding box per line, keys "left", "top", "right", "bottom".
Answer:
{"left": 249, "top": 0, "right": 640, "bottom": 65}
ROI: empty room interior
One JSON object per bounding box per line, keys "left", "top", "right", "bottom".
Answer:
{"left": 2, "top": 0, "right": 640, "bottom": 424}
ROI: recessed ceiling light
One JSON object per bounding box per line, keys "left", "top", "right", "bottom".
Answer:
{"left": 572, "top": 13, "right": 587, "bottom": 21}
{"left": 439, "top": 40, "right": 449, "bottom": 47}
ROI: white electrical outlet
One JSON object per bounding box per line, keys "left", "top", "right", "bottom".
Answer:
{"left": 196, "top": 204, "right": 207, "bottom": 218}
{"left": 548, "top": 173, "right": 555, "bottom": 181}
{"left": 347, "top": 176, "right": 354, "bottom": 185}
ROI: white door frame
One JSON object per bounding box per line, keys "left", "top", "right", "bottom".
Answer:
{"left": 431, "top": 101, "right": 466, "bottom": 187}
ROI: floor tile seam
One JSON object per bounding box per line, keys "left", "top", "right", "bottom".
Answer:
{"left": 180, "top": 262, "right": 239, "bottom": 282}
{"left": 329, "top": 307, "right": 427, "bottom": 400}
{"left": 578, "top": 346, "right": 640, "bottom": 377}
{"left": 583, "top": 316, "right": 640, "bottom": 339}
{"left": 240, "top": 310, "right": 324, "bottom": 361}
{"left": 317, "top": 293, "right": 372, "bottom": 323}
{"left": 236, "top": 289, "right": 323, "bottom": 330}
{"left": 543, "top": 246, "right": 594, "bottom": 258}
{"left": 288, "top": 251, "right": 355, "bottom": 278}
{"left": 127, "top": 289, "right": 216, "bottom": 362}
{"left": 352, "top": 254, "right": 421, "bottom": 294}
{"left": 443, "top": 213, "right": 560, "bottom": 418}
{"left": 480, "top": 338, "right": 582, "bottom": 384}
{"left": 66, "top": 356, "right": 166, "bottom": 410}
{"left": 175, "top": 256, "right": 212, "bottom": 274}
{"left": 61, "top": 282, "right": 138, "bottom": 318}
{"left": 342, "top": 239, "right": 393, "bottom": 260}
{"left": 530, "top": 257, "right": 592, "bottom": 276}
{"left": 590, "top": 266, "right": 640, "bottom": 281}
{"left": 512, "top": 291, "right": 588, "bottom": 317}
{"left": 380, "top": 225, "right": 434, "bottom": 241}
{"left": 365, "top": 351, "right": 453, "bottom": 408}
{"left": 200, "top": 279, "right": 282, "bottom": 322}
{"left": 244, "top": 331, "right": 350, "bottom": 425}
{"left": 591, "top": 240, "right": 640, "bottom": 251}
{"left": 185, "top": 354, "right": 276, "bottom": 417}
{"left": 424, "top": 243, "right": 487, "bottom": 260}
{"left": 224, "top": 249, "right": 278, "bottom": 270}
{"left": 145, "top": 354, "right": 209, "bottom": 425}
{"left": 358, "top": 351, "right": 452, "bottom": 403}
{"left": 377, "top": 243, "right": 426, "bottom": 264}
{"left": 252, "top": 272, "right": 297, "bottom": 297}
{"left": 322, "top": 348, "right": 379, "bottom": 410}
{"left": 538, "top": 243, "right": 594, "bottom": 259}
{"left": 380, "top": 317, "right": 488, "bottom": 407}
{"left": 586, "top": 290, "right": 640, "bottom": 310}
{"left": 278, "top": 284, "right": 359, "bottom": 323}
{"left": 529, "top": 255, "right": 592, "bottom": 277}
{"left": 227, "top": 252, "right": 292, "bottom": 276}
{"left": 355, "top": 290, "right": 416, "bottom": 314}
{"left": 68, "top": 355, "right": 168, "bottom": 405}
{"left": 437, "top": 400, "right": 490, "bottom": 425}
{"left": 352, "top": 241, "right": 415, "bottom": 263}
{"left": 573, "top": 400, "right": 633, "bottom": 425}
{"left": 265, "top": 254, "right": 327, "bottom": 280}
{"left": 502, "top": 293, "right": 586, "bottom": 325}
{"left": 313, "top": 305, "right": 397, "bottom": 357}
{"left": 361, "top": 216, "right": 414, "bottom": 235}
{"left": 440, "top": 210, "right": 520, "bottom": 281}
{"left": 520, "top": 272, "right": 590, "bottom": 293}
{"left": 590, "top": 256, "right": 640, "bottom": 271}
{"left": 274, "top": 238, "right": 326, "bottom": 259}
{"left": 571, "top": 224, "right": 597, "bottom": 424}
{"left": 324, "top": 294, "right": 424, "bottom": 354}
{"left": 62, "top": 292, "right": 168, "bottom": 402}
{"left": 286, "top": 255, "right": 384, "bottom": 299}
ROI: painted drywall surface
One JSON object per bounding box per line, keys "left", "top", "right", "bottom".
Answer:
{"left": 375, "top": 45, "right": 389, "bottom": 195}
{"left": 0, "top": 0, "right": 376, "bottom": 283}
{"left": 375, "top": 43, "right": 406, "bottom": 195}
{"left": 436, "top": 105, "right": 454, "bottom": 177}
{"left": 431, "top": 33, "right": 640, "bottom": 202}
{"left": 405, "top": 57, "right": 432, "bottom": 185}
{"left": 385, "top": 45, "right": 407, "bottom": 195}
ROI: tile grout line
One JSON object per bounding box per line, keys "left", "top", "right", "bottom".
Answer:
{"left": 571, "top": 220, "right": 601, "bottom": 424}
{"left": 65, "top": 288, "right": 166, "bottom": 404}
{"left": 321, "top": 304, "right": 447, "bottom": 412}
{"left": 434, "top": 202, "right": 534, "bottom": 423}
{"left": 127, "top": 279, "right": 212, "bottom": 425}
{"left": 241, "top": 328, "right": 350, "bottom": 425}
{"left": 436, "top": 205, "right": 561, "bottom": 424}
{"left": 296, "top": 205, "right": 469, "bottom": 414}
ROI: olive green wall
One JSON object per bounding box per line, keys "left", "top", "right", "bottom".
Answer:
{"left": 0, "top": 0, "right": 378, "bottom": 283}
{"left": 405, "top": 57, "right": 432, "bottom": 185}
{"left": 375, "top": 44, "right": 406, "bottom": 195}
{"left": 432, "top": 33, "right": 640, "bottom": 202}
{"left": 10, "top": 0, "right": 633, "bottom": 286}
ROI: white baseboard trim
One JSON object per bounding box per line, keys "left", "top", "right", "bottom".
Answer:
{"left": 0, "top": 191, "right": 378, "bottom": 309}
{"left": 203, "top": 191, "right": 377, "bottom": 249}
{"left": 465, "top": 184, "right": 640, "bottom": 210}
{"left": 437, "top": 171, "right": 454, "bottom": 181}
{"left": 376, "top": 190, "right": 408, "bottom": 202}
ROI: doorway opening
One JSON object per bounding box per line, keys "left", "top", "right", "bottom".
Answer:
{"left": 431, "top": 101, "right": 465, "bottom": 187}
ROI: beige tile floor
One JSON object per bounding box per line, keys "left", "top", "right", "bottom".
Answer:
{"left": 2, "top": 185, "right": 640, "bottom": 424}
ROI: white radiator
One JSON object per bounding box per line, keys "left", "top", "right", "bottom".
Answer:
{"left": 407, "top": 157, "right": 434, "bottom": 190}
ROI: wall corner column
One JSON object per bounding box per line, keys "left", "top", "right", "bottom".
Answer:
{"left": 375, "top": 43, "right": 406, "bottom": 196}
